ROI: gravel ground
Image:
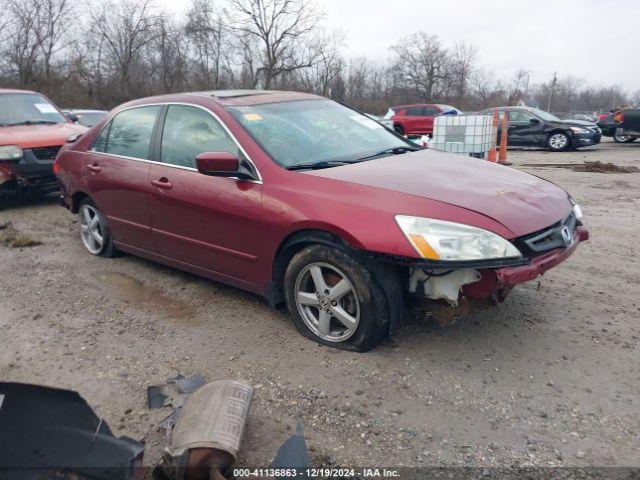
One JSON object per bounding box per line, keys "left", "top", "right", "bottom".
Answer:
{"left": 1, "top": 138, "right": 639, "bottom": 470}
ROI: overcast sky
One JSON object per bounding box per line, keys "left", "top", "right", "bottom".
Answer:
{"left": 161, "top": 0, "right": 640, "bottom": 93}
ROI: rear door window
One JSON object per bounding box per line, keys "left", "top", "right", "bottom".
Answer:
{"left": 160, "top": 105, "right": 242, "bottom": 169}
{"left": 423, "top": 107, "right": 441, "bottom": 116}
{"left": 94, "top": 106, "right": 161, "bottom": 159}
{"left": 405, "top": 107, "right": 425, "bottom": 116}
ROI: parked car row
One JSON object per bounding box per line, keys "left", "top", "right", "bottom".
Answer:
{"left": 50, "top": 89, "right": 588, "bottom": 351}
{"left": 366, "top": 103, "right": 605, "bottom": 152}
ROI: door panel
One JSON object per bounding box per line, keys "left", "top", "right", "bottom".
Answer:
{"left": 148, "top": 166, "right": 264, "bottom": 284}
{"left": 84, "top": 154, "right": 151, "bottom": 247}
{"left": 83, "top": 105, "right": 161, "bottom": 248}
{"left": 148, "top": 104, "right": 265, "bottom": 284}
{"left": 507, "top": 110, "right": 546, "bottom": 146}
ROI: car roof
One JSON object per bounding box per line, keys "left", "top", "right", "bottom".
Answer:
{"left": 121, "top": 90, "right": 323, "bottom": 109}
{"left": 0, "top": 88, "right": 38, "bottom": 94}
{"left": 391, "top": 103, "right": 440, "bottom": 109}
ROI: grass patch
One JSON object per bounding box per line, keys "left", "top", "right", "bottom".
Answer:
{"left": 0, "top": 221, "right": 42, "bottom": 248}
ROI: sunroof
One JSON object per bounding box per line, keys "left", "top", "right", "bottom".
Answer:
{"left": 199, "top": 90, "right": 276, "bottom": 98}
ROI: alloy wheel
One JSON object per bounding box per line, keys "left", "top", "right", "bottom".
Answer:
{"left": 294, "top": 262, "right": 360, "bottom": 342}
{"left": 614, "top": 128, "right": 632, "bottom": 143}
{"left": 79, "top": 204, "right": 105, "bottom": 254}
{"left": 549, "top": 133, "right": 568, "bottom": 150}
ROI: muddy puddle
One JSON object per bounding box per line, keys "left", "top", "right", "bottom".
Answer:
{"left": 99, "top": 272, "right": 200, "bottom": 324}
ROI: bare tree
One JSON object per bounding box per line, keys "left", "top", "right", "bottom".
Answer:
{"left": 390, "top": 32, "right": 449, "bottom": 101}
{"left": 185, "top": 0, "right": 227, "bottom": 89}
{"left": 450, "top": 41, "right": 477, "bottom": 101}
{"left": 3, "top": 0, "right": 43, "bottom": 87}
{"left": 36, "top": 0, "right": 75, "bottom": 85}
{"left": 470, "top": 68, "right": 503, "bottom": 108}
{"left": 91, "top": 0, "right": 163, "bottom": 99}
{"left": 227, "top": 0, "right": 321, "bottom": 89}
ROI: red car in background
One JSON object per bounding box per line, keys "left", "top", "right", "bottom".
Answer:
{"left": 55, "top": 90, "right": 587, "bottom": 351}
{"left": 0, "top": 89, "right": 86, "bottom": 197}
{"left": 385, "top": 103, "right": 461, "bottom": 136}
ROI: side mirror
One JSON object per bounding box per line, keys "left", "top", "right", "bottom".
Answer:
{"left": 529, "top": 118, "right": 541, "bottom": 124}
{"left": 66, "top": 113, "right": 79, "bottom": 123}
{"left": 195, "top": 152, "right": 254, "bottom": 181}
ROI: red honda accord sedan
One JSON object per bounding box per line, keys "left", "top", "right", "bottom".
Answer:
{"left": 55, "top": 90, "right": 588, "bottom": 351}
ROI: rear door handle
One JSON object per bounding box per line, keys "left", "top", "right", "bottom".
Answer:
{"left": 87, "top": 163, "right": 101, "bottom": 173}
{"left": 151, "top": 177, "right": 173, "bottom": 190}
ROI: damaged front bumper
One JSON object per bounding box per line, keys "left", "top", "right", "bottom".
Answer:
{"left": 376, "top": 225, "right": 589, "bottom": 306}
{"left": 464, "top": 226, "right": 589, "bottom": 301}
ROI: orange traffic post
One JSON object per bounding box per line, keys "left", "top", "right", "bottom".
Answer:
{"left": 499, "top": 111, "right": 508, "bottom": 164}
{"left": 487, "top": 110, "right": 499, "bottom": 162}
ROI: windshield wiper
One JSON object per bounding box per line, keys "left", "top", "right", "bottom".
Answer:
{"left": 286, "top": 146, "right": 421, "bottom": 171}
{"left": 2, "top": 120, "right": 59, "bottom": 127}
{"left": 286, "top": 160, "right": 358, "bottom": 171}
{"left": 355, "top": 146, "right": 420, "bottom": 162}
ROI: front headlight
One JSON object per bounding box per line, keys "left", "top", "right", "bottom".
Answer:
{"left": 395, "top": 215, "right": 522, "bottom": 261}
{"left": 0, "top": 145, "right": 23, "bottom": 161}
{"left": 570, "top": 127, "right": 590, "bottom": 134}
{"left": 573, "top": 204, "right": 583, "bottom": 221}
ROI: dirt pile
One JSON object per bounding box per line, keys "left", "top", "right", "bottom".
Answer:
{"left": 573, "top": 161, "right": 640, "bottom": 173}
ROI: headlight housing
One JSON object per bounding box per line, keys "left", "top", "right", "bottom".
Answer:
{"left": 569, "top": 198, "right": 583, "bottom": 221}
{"left": 395, "top": 215, "right": 522, "bottom": 261}
{"left": 569, "top": 126, "right": 590, "bottom": 134}
{"left": 0, "top": 145, "right": 23, "bottom": 161}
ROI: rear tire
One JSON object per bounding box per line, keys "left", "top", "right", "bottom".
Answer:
{"left": 394, "top": 124, "right": 404, "bottom": 135}
{"left": 547, "top": 132, "right": 570, "bottom": 151}
{"left": 78, "top": 197, "right": 118, "bottom": 258}
{"left": 613, "top": 128, "right": 636, "bottom": 143}
{"left": 284, "top": 244, "right": 389, "bottom": 352}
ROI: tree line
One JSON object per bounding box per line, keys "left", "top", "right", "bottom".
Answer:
{"left": 0, "top": 0, "right": 635, "bottom": 114}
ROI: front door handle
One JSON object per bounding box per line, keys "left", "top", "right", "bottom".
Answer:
{"left": 87, "top": 163, "right": 101, "bottom": 173}
{"left": 151, "top": 177, "right": 173, "bottom": 190}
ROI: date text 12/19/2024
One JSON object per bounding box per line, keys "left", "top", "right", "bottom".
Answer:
{"left": 233, "top": 468, "right": 400, "bottom": 478}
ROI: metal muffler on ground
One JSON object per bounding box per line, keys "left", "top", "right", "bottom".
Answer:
{"left": 154, "top": 380, "right": 253, "bottom": 480}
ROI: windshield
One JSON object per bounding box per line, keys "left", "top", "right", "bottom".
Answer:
{"left": 0, "top": 93, "right": 67, "bottom": 126}
{"left": 528, "top": 108, "right": 561, "bottom": 122}
{"left": 227, "top": 100, "right": 411, "bottom": 168}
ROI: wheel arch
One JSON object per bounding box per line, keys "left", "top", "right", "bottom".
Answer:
{"left": 70, "top": 191, "right": 92, "bottom": 213}
{"left": 268, "top": 228, "right": 353, "bottom": 307}
{"left": 266, "top": 227, "right": 404, "bottom": 340}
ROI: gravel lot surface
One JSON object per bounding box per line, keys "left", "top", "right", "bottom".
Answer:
{"left": 1, "top": 138, "right": 639, "bottom": 469}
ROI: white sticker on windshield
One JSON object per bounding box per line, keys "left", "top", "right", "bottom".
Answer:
{"left": 351, "top": 114, "right": 383, "bottom": 129}
{"left": 0, "top": 394, "right": 4, "bottom": 411}
{"left": 34, "top": 103, "right": 58, "bottom": 114}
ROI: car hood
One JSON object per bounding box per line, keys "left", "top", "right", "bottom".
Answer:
{"left": 0, "top": 122, "right": 87, "bottom": 149}
{"left": 308, "top": 149, "right": 572, "bottom": 237}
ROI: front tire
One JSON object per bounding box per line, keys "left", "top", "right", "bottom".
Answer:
{"left": 547, "top": 132, "right": 570, "bottom": 151}
{"left": 394, "top": 124, "right": 405, "bottom": 135}
{"left": 78, "top": 198, "right": 117, "bottom": 257}
{"left": 613, "top": 128, "right": 636, "bottom": 143}
{"left": 284, "top": 244, "right": 389, "bottom": 352}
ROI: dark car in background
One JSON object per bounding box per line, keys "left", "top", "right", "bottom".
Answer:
{"left": 386, "top": 104, "right": 461, "bottom": 136}
{"left": 598, "top": 108, "right": 639, "bottom": 143}
{"left": 480, "top": 106, "right": 601, "bottom": 151}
